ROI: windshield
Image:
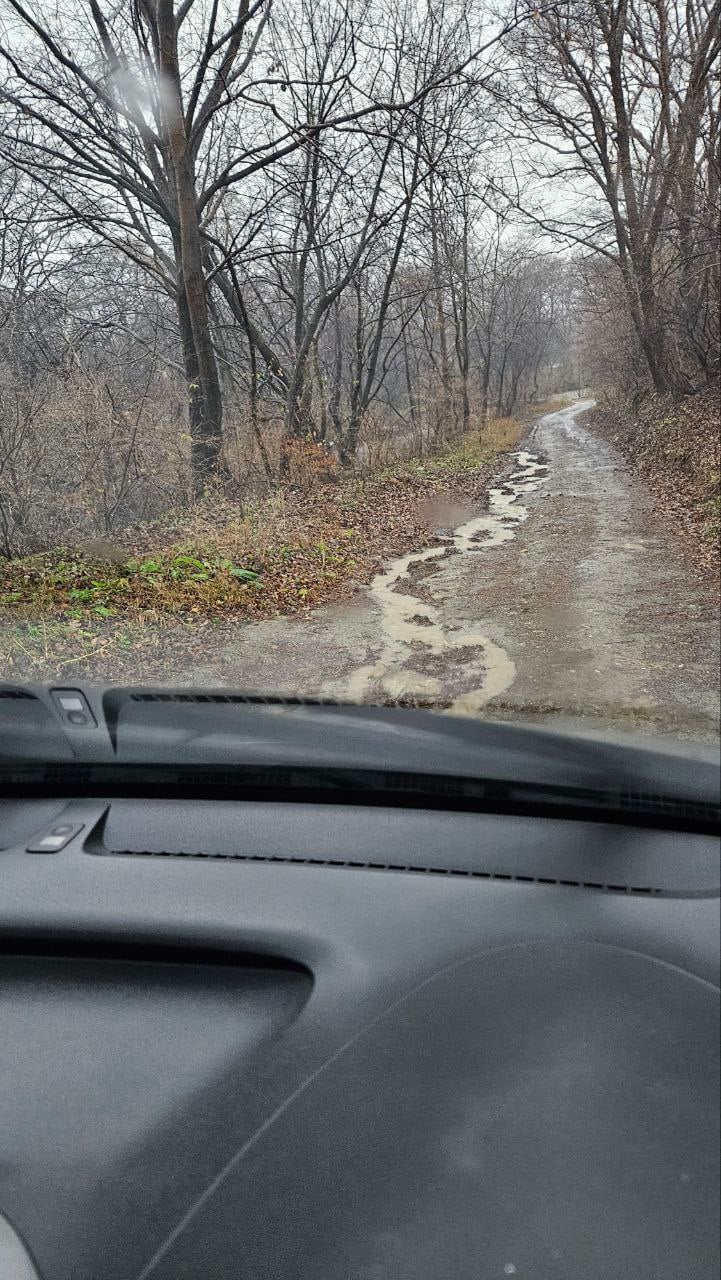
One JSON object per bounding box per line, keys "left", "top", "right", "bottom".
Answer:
{"left": 0, "top": 0, "right": 718, "bottom": 746}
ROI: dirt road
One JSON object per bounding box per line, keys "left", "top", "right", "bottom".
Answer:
{"left": 156, "top": 400, "right": 721, "bottom": 739}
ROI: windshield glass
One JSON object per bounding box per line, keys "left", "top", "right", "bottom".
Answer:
{"left": 0, "top": 0, "right": 718, "bottom": 745}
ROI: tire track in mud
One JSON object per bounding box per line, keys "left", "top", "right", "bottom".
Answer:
{"left": 340, "top": 450, "right": 548, "bottom": 711}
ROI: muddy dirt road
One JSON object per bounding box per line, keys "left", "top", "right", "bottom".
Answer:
{"left": 186, "top": 400, "right": 720, "bottom": 740}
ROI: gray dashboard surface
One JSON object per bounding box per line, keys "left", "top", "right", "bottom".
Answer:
{"left": 148, "top": 942, "right": 720, "bottom": 1280}
{"left": 0, "top": 805, "right": 719, "bottom": 1280}
{"left": 0, "top": 691, "right": 719, "bottom": 1279}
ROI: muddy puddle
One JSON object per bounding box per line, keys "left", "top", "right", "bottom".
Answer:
{"left": 339, "top": 450, "right": 548, "bottom": 711}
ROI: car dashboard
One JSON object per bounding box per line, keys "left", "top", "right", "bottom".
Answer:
{"left": 1, "top": 685, "right": 719, "bottom": 1280}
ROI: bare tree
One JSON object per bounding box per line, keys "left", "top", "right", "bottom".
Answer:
{"left": 0, "top": 0, "right": 586, "bottom": 554}
{"left": 503, "top": 0, "right": 721, "bottom": 395}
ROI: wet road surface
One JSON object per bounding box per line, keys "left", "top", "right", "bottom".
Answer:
{"left": 188, "top": 400, "right": 720, "bottom": 741}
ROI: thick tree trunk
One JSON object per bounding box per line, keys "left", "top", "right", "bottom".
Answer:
{"left": 285, "top": 362, "right": 316, "bottom": 440}
{"left": 158, "top": 0, "right": 223, "bottom": 495}
{"left": 230, "top": 279, "right": 274, "bottom": 485}
{"left": 175, "top": 287, "right": 211, "bottom": 488}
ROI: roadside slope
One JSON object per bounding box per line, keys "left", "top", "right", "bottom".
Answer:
{"left": 579, "top": 389, "right": 720, "bottom": 583}
{"left": 0, "top": 416, "right": 527, "bottom": 681}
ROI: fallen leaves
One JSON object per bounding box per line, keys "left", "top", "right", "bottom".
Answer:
{"left": 581, "top": 387, "right": 720, "bottom": 588}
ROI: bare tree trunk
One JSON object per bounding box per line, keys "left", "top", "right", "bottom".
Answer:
{"left": 158, "top": 0, "right": 223, "bottom": 494}
{"left": 230, "top": 276, "right": 273, "bottom": 485}
{"left": 175, "top": 284, "right": 208, "bottom": 488}
{"left": 328, "top": 300, "right": 344, "bottom": 441}
{"left": 285, "top": 365, "right": 315, "bottom": 441}
{"left": 456, "top": 212, "right": 471, "bottom": 433}
{"left": 402, "top": 321, "right": 419, "bottom": 444}
{"left": 429, "top": 180, "right": 453, "bottom": 438}
{"left": 312, "top": 343, "right": 328, "bottom": 443}
{"left": 479, "top": 339, "right": 492, "bottom": 426}
{"left": 339, "top": 280, "right": 364, "bottom": 465}
{"left": 495, "top": 351, "right": 507, "bottom": 416}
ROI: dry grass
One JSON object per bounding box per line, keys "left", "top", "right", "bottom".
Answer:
{"left": 0, "top": 405, "right": 551, "bottom": 633}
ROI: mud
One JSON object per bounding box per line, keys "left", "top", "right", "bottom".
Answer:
{"left": 118, "top": 401, "right": 721, "bottom": 742}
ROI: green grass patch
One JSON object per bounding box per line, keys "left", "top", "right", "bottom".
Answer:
{"left": 1, "top": 550, "right": 265, "bottom": 619}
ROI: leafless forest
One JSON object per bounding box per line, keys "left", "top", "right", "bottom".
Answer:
{"left": 1, "top": 0, "right": 718, "bottom": 557}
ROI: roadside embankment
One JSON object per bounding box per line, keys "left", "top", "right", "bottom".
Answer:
{"left": 0, "top": 405, "right": 555, "bottom": 681}
{"left": 579, "top": 388, "right": 720, "bottom": 585}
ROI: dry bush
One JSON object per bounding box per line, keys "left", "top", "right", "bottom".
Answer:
{"left": 0, "top": 368, "right": 190, "bottom": 558}
{"left": 479, "top": 401, "right": 564, "bottom": 447}
{"left": 281, "top": 437, "right": 339, "bottom": 492}
{"left": 354, "top": 399, "right": 532, "bottom": 478}
{"left": 476, "top": 414, "right": 520, "bottom": 450}
{"left": 221, "top": 407, "right": 284, "bottom": 491}
{"left": 355, "top": 394, "right": 466, "bottom": 476}
{"left": 355, "top": 413, "right": 404, "bottom": 474}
